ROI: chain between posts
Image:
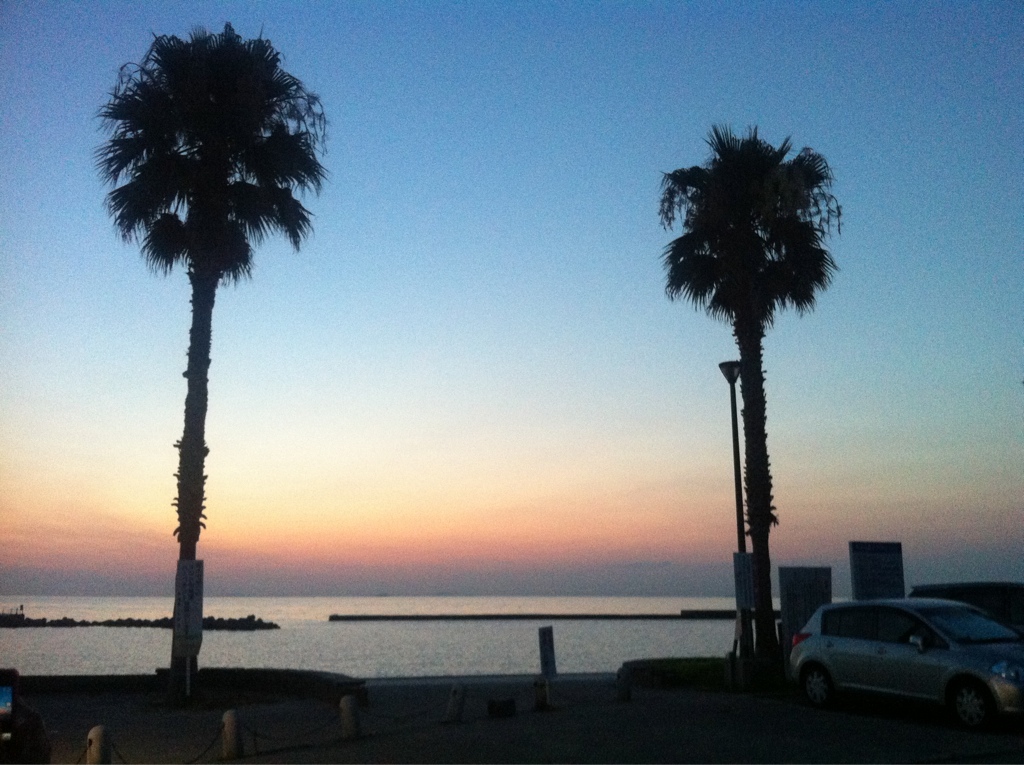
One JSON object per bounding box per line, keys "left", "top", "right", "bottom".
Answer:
{"left": 239, "top": 716, "right": 341, "bottom": 757}
{"left": 183, "top": 722, "right": 224, "bottom": 764}
{"left": 111, "top": 741, "right": 130, "bottom": 764}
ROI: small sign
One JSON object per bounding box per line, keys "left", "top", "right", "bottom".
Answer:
{"left": 538, "top": 626, "right": 557, "bottom": 679}
{"left": 172, "top": 560, "right": 204, "bottom": 658}
{"left": 733, "top": 552, "right": 755, "bottom": 610}
{"left": 849, "top": 541, "right": 904, "bottom": 600}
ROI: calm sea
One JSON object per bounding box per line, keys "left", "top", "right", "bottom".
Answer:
{"left": 0, "top": 596, "right": 739, "bottom": 677}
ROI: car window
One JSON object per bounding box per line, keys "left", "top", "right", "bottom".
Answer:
{"left": 964, "top": 588, "right": 1006, "bottom": 618}
{"left": 921, "top": 606, "right": 1022, "bottom": 644}
{"left": 876, "top": 609, "right": 919, "bottom": 643}
{"left": 1010, "top": 591, "right": 1024, "bottom": 625}
{"left": 822, "top": 607, "right": 876, "bottom": 639}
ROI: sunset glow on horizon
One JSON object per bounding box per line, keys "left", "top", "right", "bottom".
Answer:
{"left": 1, "top": 2, "right": 1021, "bottom": 597}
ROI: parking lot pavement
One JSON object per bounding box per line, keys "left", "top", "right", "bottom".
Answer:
{"left": 29, "top": 674, "right": 1024, "bottom": 763}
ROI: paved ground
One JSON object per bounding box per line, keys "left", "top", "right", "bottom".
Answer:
{"left": 28, "top": 674, "right": 1024, "bottom": 763}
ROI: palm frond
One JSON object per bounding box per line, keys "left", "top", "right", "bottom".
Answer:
{"left": 659, "top": 166, "right": 706, "bottom": 229}
{"left": 241, "top": 127, "right": 327, "bottom": 193}
{"left": 214, "top": 222, "right": 254, "bottom": 283}
{"left": 141, "top": 214, "right": 188, "bottom": 273}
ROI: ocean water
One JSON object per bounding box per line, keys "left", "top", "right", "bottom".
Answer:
{"left": 0, "top": 596, "right": 739, "bottom": 677}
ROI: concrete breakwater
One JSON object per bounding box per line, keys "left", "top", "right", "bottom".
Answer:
{"left": 0, "top": 612, "right": 279, "bottom": 630}
{"left": 329, "top": 613, "right": 687, "bottom": 621}
{"left": 327, "top": 610, "right": 780, "bottom": 621}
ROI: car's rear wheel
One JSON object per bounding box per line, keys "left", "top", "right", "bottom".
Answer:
{"left": 948, "top": 679, "right": 994, "bottom": 728}
{"left": 801, "top": 664, "right": 833, "bottom": 707}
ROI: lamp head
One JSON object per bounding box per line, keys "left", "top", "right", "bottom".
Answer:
{"left": 718, "top": 361, "right": 741, "bottom": 384}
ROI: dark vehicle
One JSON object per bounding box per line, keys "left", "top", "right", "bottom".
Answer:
{"left": 0, "top": 669, "right": 50, "bottom": 763}
{"left": 789, "top": 599, "right": 1024, "bottom": 728}
{"left": 910, "top": 582, "right": 1024, "bottom": 631}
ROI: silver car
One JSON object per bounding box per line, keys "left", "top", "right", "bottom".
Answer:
{"left": 789, "top": 598, "right": 1024, "bottom": 727}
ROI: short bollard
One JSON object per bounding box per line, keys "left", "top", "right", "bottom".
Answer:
{"left": 616, "top": 666, "right": 631, "bottom": 702}
{"left": 533, "top": 676, "right": 550, "bottom": 711}
{"left": 340, "top": 694, "right": 361, "bottom": 740}
{"left": 86, "top": 725, "right": 111, "bottom": 764}
{"left": 724, "top": 651, "right": 737, "bottom": 691}
{"left": 222, "top": 709, "right": 243, "bottom": 760}
{"left": 443, "top": 683, "right": 466, "bottom": 723}
{"left": 538, "top": 626, "right": 557, "bottom": 679}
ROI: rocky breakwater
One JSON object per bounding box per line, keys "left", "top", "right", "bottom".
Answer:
{"left": 0, "top": 611, "right": 278, "bottom": 630}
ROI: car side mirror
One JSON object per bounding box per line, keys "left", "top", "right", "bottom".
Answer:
{"left": 909, "top": 634, "right": 926, "bottom": 653}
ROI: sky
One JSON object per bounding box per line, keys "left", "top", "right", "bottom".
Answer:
{"left": 0, "top": 1, "right": 1021, "bottom": 598}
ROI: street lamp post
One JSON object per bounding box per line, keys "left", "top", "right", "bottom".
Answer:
{"left": 719, "top": 360, "right": 753, "bottom": 660}
{"left": 718, "top": 361, "right": 745, "bottom": 553}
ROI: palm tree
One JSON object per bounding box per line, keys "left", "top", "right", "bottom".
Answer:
{"left": 97, "top": 23, "right": 326, "bottom": 696}
{"left": 659, "top": 126, "right": 840, "bottom": 659}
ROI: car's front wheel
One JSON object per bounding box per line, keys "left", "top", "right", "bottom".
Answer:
{"left": 948, "top": 679, "right": 994, "bottom": 728}
{"left": 801, "top": 664, "right": 834, "bottom": 708}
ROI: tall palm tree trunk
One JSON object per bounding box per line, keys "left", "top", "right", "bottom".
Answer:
{"left": 175, "top": 268, "right": 217, "bottom": 558}
{"left": 169, "top": 267, "right": 218, "bottom": 699}
{"left": 734, "top": 317, "right": 781, "bottom": 660}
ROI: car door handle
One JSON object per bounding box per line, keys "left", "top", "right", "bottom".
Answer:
{"left": 825, "top": 640, "right": 834, "bottom": 649}
{"left": 876, "top": 647, "right": 887, "bottom": 655}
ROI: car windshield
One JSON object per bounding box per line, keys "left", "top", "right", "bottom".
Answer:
{"left": 921, "top": 606, "right": 1022, "bottom": 644}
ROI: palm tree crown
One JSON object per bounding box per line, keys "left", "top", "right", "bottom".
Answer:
{"left": 97, "top": 22, "right": 327, "bottom": 282}
{"left": 660, "top": 125, "right": 840, "bottom": 330}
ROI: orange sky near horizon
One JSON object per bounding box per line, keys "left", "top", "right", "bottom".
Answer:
{"left": 4, "top": 417, "right": 1020, "bottom": 595}
{"left": 2, "top": 452, "right": 734, "bottom": 571}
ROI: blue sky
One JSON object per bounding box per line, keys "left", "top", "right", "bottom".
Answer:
{"left": 0, "top": 1, "right": 1021, "bottom": 596}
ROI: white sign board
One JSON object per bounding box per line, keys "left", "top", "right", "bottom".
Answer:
{"left": 172, "top": 560, "right": 204, "bottom": 658}
{"left": 538, "top": 626, "right": 557, "bottom": 679}
{"left": 849, "top": 541, "right": 904, "bottom": 600}
{"left": 733, "top": 552, "right": 755, "bottom": 610}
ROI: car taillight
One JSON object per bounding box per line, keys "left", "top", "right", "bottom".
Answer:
{"left": 792, "top": 631, "right": 812, "bottom": 648}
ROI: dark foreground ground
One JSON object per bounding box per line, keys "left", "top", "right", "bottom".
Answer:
{"left": 27, "top": 673, "right": 1024, "bottom": 764}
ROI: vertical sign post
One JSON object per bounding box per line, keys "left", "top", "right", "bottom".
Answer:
{"left": 538, "top": 626, "right": 557, "bottom": 679}
{"left": 733, "top": 552, "right": 755, "bottom": 609}
{"left": 733, "top": 552, "right": 755, "bottom": 657}
{"left": 172, "top": 560, "right": 204, "bottom": 677}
